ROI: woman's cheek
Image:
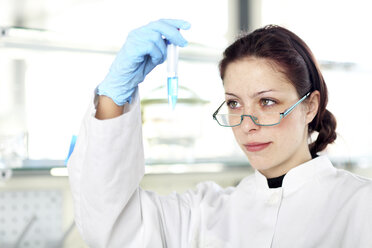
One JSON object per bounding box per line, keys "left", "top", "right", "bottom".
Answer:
{"left": 231, "top": 127, "right": 240, "bottom": 140}
{"left": 275, "top": 116, "right": 304, "bottom": 146}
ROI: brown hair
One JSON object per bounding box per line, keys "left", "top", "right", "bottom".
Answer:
{"left": 219, "top": 25, "right": 337, "bottom": 157}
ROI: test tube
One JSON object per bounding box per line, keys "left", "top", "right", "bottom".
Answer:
{"left": 167, "top": 41, "right": 179, "bottom": 110}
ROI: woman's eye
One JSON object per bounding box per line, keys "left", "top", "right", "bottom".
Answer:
{"left": 261, "top": 98, "right": 276, "bottom": 106}
{"left": 227, "top": 100, "right": 240, "bottom": 109}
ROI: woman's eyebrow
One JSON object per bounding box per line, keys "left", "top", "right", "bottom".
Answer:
{"left": 225, "top": 89, "right": 276, "bottom": 99}
{"left": 251, "top": 89, "right": 276, "bottom": 98}
{"left": 225, "top": 92, "right": 240, "bottom": 98}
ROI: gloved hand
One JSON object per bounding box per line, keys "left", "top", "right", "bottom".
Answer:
{"left": 97, "top": 19, "right": 191, "bottom": 106}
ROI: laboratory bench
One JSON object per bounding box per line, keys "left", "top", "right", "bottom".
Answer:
{"left": 0, "top": 163, "right": 253, "bottom": 248}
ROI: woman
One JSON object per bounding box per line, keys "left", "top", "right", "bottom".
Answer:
{"left": 68, "top": 19, "right": 372, "bottom": 247}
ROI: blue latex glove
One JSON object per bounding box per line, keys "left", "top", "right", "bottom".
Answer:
{"left": 97, "top": 19, "right": 191, "bottom": 106}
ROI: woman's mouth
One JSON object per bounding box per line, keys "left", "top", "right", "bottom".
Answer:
{"left": 244, "top": 142, "right": 272, "bottom": 152}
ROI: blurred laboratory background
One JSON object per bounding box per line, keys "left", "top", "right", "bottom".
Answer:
{"left": 0, "top": 0, "right": 372, "bottom": 247}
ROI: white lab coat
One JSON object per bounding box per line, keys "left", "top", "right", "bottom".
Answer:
{"left": 68, "top": 90, "right": 372, "bottom": 248}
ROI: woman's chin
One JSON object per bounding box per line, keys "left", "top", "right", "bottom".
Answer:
{"left": 247, "top": 156, "right": 275, "bottom": 171}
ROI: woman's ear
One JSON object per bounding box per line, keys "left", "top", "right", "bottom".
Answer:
{"left": 306, "top": 90, "right": 320, "bottom": 124}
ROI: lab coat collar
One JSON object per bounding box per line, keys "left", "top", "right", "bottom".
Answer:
{"left": 253, "top": 156, "right": 336, "bottom": 196}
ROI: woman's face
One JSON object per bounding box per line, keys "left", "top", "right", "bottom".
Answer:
{"left": 223, "top": 57, "right": 318, "bottom": 178}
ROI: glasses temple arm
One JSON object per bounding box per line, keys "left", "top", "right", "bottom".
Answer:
{"left": 282, "top": 92, "right": 311, "bottom": 116}
{"left": 213, "top": 101, "right": 226, "bottom": 118}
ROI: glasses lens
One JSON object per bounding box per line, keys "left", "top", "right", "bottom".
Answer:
{"left": 253, "top": 111, "right": 281, "bottom": 126}
{"left": 214, "top": 102, "right": 282, "bottom": 127}
{"left": 215, "top": 114, "right": 241, "bottom": 126}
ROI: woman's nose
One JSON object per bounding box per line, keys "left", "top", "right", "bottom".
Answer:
{"left": 240, "top": 115, "right": 259, "bottom": 133}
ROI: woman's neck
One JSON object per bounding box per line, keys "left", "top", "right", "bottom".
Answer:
{"left": 259, "top": 149, "right": 312, "bottom": 178}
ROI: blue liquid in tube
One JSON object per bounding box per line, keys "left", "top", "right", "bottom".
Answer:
{"left": 168, "top": 76, "right": 178, "bottom": 110}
